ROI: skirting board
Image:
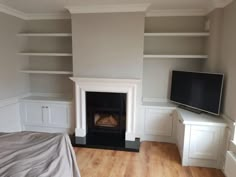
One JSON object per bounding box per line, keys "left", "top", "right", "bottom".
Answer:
{"left": 141, "top": 134, "right": 176, "bottom": 144}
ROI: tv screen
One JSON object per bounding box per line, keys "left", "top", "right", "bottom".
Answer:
{"left": 170, "top": 71, "right": 224, "bottom": 115}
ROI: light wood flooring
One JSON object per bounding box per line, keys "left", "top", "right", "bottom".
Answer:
{"left": 74, "top": 142, "right": 225, "bottom": 177}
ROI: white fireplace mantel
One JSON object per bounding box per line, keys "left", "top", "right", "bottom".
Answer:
{"left": 70, "top": 77, "right": 140, "bottom": 141}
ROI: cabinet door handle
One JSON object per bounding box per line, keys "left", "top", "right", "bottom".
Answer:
{"left": 179, "top": 119, "right": 183, "bottom": 123}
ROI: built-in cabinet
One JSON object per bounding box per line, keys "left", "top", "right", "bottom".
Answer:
{"left": 143, "top": 104, "right": 226, "bottom": 169}
{"left": 17, "top": 20, "right": 74, "bottom": 134}
{"left": 144, "top": 108, "right": 173, "bottom": 136}
{"left": 20, "top": 97, "right": 74, "bottom": 134}
{"left": 143, "top": 103, "right": 176, "bottom": 143}
{"left": 175, "top": 110, "right": 226, "bottom": 168}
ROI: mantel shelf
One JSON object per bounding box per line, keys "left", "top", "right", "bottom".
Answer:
{"left": 17, "top": 33, "right": 72, "bottom": 37}
{"left": 144, "top": 32, "right": 210, "bottom": 37}
{"left": 143, "top": 55, "right": 208, "bottom": 59}
{"left": 18, "top": 52, "right": 73, "bottom": 57}
{"left": 20, "top": 70, "right": 73, "bottom": 75}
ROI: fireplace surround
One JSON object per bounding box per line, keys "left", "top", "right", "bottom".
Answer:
{"left": 70, "top": 77, "right": 140, "bottom": 141}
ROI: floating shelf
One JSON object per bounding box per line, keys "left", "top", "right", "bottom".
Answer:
{"left": 143, "top": 55, "right": 208, "bottom": 59}
{"left": 20, "top": 70, "right": 73, "bottom": 75}
{"left": 18, "top": 52, "right": 72, "bottom": 57}
{"left": 144, "top": 32, "right": 210, "bottom": 37}
{"left": 17, "top": 33, "right": 72, "bottom": 37}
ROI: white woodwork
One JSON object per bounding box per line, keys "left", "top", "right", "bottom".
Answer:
{"left": 175, "top": 109, "right": 226, "bottom": 168}
{"left": 24, "top": 102, "right": 44, "bottom": 125}
{"left": 17, "top": 33, "right": 72, "bottom": 37}
{"left": 189, "top": 125, "right": 220, "bottom": 160}
{"left": 0, "top": 97, "right": 22, "bottom": 132}
{"left": 48, "top": 104, "right": 71, "bottom": 128}
{"left": 20, "top": 98, "right": 73, "bottom": 133}
{"left": 0, "top": 1, "right": 233, "bottom": 20}
{"left": 224, "top": 151, "right": 236, "bottom": 177}
{"left": 70, "top": 77, "right": 140, "bottom": 141}
{"left": 20, "top": 70, "right": 73, "bottom": 75}
{"left": 66, "top": 3, "right": 150, "bottom": 14}
{"left": 145, "top": 9, "right": 208, "bottom": 17}
{"left": 142, "top": 102, "right": 227, "bottom": 169}
{"left": 144, "top": 108, "right": 173, "bottom": 136}
{"left": 143, "top": 55, "right": 208, "bottom": 59}
{"left": 176, "top": 118, "right": 185, "bottom": 159}
{"left": 144, "top": 32, "right": 209, "bottom": 37}
{"left": 18, "top": 52, "right": 72, "bottom": 56}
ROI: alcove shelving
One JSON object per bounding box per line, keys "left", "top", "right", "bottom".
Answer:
{"left": 143, "top": 54, "right": 208, "bottom": 59}
{"left": 20, "top": 70, "right": 73, "bottom": 75}
{"left": 144, "top": 32, "right": 209, "bottom": 37}
{"left": 18, "top": 20, "right": 73, "bottom": 99}
{"left": 143, "top": 16, "right": 209, "bottom": 103}
{"left": 18, "top": 52, "right": 72, "bottom": 57}
{"left": 17, "top": 33, "right": 72, "bottom": 37}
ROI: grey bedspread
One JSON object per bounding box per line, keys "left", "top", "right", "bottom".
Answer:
{"left": 0, "top": 132, "right": 81, "bottom": 177}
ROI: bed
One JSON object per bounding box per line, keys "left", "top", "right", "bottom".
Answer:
{"left": 0, "top": 132, "right": 81, "bottom": 177}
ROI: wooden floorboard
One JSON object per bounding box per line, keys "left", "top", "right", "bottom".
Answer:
{"left": 74, "top": 142, "right": 225, "bottom": 177}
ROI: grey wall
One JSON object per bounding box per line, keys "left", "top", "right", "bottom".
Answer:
{"left": 0, "top": 12, "right": 30, "bottom": 100}
{"left": 204, "top": 9, "right": 224, "bottom": 72}
{"left": 143, "top": 58, "right": 204, "bottom": 100}
{"left": 72, "top": 12, "right": 145, "bottom": 79}
{"left": 205, "top": 1, "right": 236, "bottom": 120}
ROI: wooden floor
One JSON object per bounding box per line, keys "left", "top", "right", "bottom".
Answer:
{"left": 74, "top": 142, "right": 225, "bottom": 177}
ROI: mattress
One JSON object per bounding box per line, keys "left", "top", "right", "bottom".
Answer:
{"left": 0, "top": 132, "right": 81, "bottom": 177}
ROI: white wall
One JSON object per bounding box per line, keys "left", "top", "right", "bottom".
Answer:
{"left": 0, "top": 12, "right": 30, "bottom": 132}
{"left": 205, "top": 1, "right": 236, "bottom": 121}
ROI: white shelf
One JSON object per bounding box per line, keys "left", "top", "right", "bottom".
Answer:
{"left": 20, "top": 70, "right": 73, "bottom": 75}
{"left": 18, "top": 52, "right": 72, "bottom": 57}
{"left": 21, "top": 95, "right": 72, "bottom": 103}
{"left": 144, "top": 32, "right": 210, "bottom": 37}
{"left": 143, "top": 55, "right": 208, "bottom": 59}
{"left": 17, "top": 33, "right": 72, "bottom": 37}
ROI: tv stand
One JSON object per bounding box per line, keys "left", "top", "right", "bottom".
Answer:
{"left": 178, "top": 105, "right": 202, "bottom": 114}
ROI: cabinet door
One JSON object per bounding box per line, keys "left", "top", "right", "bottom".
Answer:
{"left": 189, "top": 125, "right": 220, "bottom": 160}
{"left": 176, "top": 119, "right": 185, "bottom": 158}
{"left": 24, "top": 102, "right": 44, "bottom": 125}
{"left": 47, "top": 104, "right": 71, "bottom": 128}
{"left": 144, "top": 108, "right": 173, "bottom": 136}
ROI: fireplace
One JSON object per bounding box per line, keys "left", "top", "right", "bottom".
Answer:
{"left": 70, "top": 77, "right": 141, "bottom": 151}
{"left": 86, "top": 92, "right": 126, "bottom": 137}
{"left": 70, "top": 77, "right": 140, "bottom": 142}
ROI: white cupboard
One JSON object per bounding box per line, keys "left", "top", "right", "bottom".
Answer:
{"left": 175, "top": 110, "right": 226, "bottom": 168}
{"left": 142, "top": 103, "right": 227, "bottom": 169}
{"left": 20, "top": 98, "right": 74, "bottom": 134}
{"left": 144, "top": 108, "right": 173, "bottom": 136}
{"left": 189, "top": 125, "right": 220, "bottom": 160}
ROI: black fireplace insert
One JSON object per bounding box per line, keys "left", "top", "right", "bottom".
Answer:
{"left": 86, "top": 92, "right": 127, "bottom": 137}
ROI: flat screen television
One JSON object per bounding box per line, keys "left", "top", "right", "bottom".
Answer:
{"left": 170, "top": 70, "right": 224, "bottom": 115}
